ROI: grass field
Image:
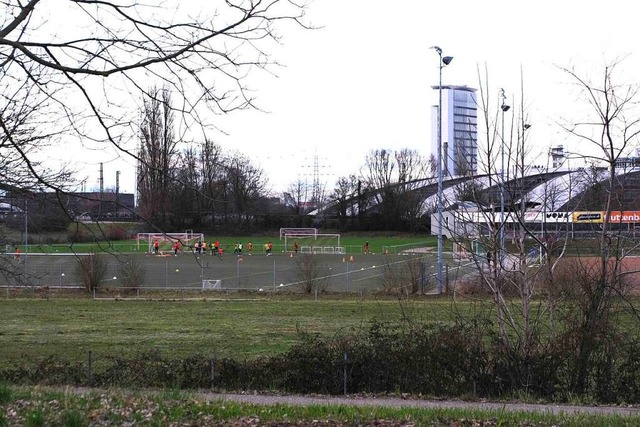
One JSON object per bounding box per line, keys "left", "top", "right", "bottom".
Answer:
{"left": 1, "top": 300, "right": 638, "bottom": 426}
{"left": 0, "top": 222, "right": 436, "bottom": 253}
{"left": 0, "top": 297, "right": 458, "bottom": 366}
{"left": 2, "top": 234, "right": 436, "bottom": 254}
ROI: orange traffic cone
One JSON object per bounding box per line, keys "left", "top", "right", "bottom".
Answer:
{"left": 342, "top": 256, "right": 346, "bottom": 263}
{"left": 290, "top": 252, "right": 293, "bottom": 258}
{"left": 349, "top": 255, "right": 354, "bottom": 262}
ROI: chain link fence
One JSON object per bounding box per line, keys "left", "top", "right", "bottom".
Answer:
{"left": 0, "top": 251, "right": 454, "bottom": 296}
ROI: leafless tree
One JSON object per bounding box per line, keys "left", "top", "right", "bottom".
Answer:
{"left": 443, "top": 61, "right": 640, "bottom": 396}
{"left": 442, "top": 68, "right": 561, "bottom": 388}
{"left": 75, "top": 253, "right": 108, "bottom": 293}
{"left": 0, "top": 0, "right": 307, "bottom": 210}
{"left": 199, "top": 139, "right": 225, "bottom": 222}
{"left": 328, "top": 174, "right": 358, "bottom": 230}
{"left": 381, "top": 254, "right": 423, "bottom": 297}
{"left": 283, "top": 177, "right": 312, "bottom": 223}
{"left": 557, "top": 60, "right": 640, "bottom": 393}
{"left": 361, "top": 148, "right": 431, "bottom": 230}
{"left": 0, "top": 78, "right": 71, "bottom": 192}
{"left": 137, "top": 87, "right": 177, "bottom": 225}
{"left": 363, "top": 149, "right": 394, "bottom": 190}
{"left": 117, "top": 256, "right": 146, "bottom": 293}
{"left": 225, "top": 150, "right": 267, "bottom": 223}
{"left": 170, "top": 145, "right": 202, "bottom": 227}
{"left": 294, "top": 253, "right": 327, "bottom": 294}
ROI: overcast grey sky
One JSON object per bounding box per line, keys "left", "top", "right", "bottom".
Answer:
{"left": 77, "top": 0, "right": 640, "bottom": 194}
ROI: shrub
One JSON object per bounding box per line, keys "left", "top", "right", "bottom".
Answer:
{"left": 3, "top": 321, "right": 640, "bottom": 404}
{"left": 75, "top": 254, "right": 108, "bottom": 293}
{"left": 117, "top": 257, "right": 146, "bottom": 291}
{"left": 67, "top": 226, "right": 93, "bottom": 243}
{"left": 380, "top": 255, "right": 423, "bottom": 295}
{"left": 294, "top": 254, "right": 328, "bottom": 293}
{"left": 105, "top": 224, "right": 129, "bottom": 241}
{"left": 268, "top": 332, "right": 344, "bottom": 393}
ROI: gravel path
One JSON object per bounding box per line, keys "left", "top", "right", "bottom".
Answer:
{"left": 198, "top": 392, "right": 640, "bottom": 417}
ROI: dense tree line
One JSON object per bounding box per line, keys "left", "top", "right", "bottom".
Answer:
{"left": 136, "top": 88, "right": 273, "bottom": 232}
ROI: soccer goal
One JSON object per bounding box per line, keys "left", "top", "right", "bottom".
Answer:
{"left": 137, "top": 231, "right": 204, "bottom": 253}
{"left": 284, "top": 233, "right": 341, "bottom": 252}
{"left": 279, "top": 227, "right": 317, "bottom": 239}
{"left": 202, "top": 279, "right": 222, "bottom": 290}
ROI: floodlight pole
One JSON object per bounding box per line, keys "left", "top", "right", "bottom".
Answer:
{"left": 24, "top": 198, "right": 28, "bottom": 274}
{"left": 499, "top": 89, "right": 510, "bottom": 268}
{"left": 431, "top": 46, "right": 453, "bottom": 293}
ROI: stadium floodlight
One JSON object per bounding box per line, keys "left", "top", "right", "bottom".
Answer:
{"left": 431, "top": 45, "right": 453, "bottom": 293}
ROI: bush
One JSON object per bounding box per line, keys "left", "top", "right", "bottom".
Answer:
{"left": 105, "top": 224, "right": 130, "bottom": 241}
{"left": 67, "top": 226, "right": 94, "bottom": 243}
{"left": 117, "top": 257, "right": 146, "bottom": 291}
{"left": 75, "top": 254, "right": 108, "bottom": 293}
{"left": 294, "top": 254, "right": 328, "bottom": 293}
{"left": 380, "top": 255, "right": 423, "bottom": 295}
{"left": 4, "top": 321, "right": 640, "bottom": 404}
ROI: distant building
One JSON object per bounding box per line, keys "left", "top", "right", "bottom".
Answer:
{"left": 431, "top": 85, "right": 478, "bottom": 176}
{"left": 69, "top": 192, "right": 136, "bottom": 220}
{"left": 550, "top": 145, "right": 566, "bottom": 170}
{"left": 0, "top": 201, "right": 21, "bottom": 222}
{"left": 615, "top": 156, "right": 640, "bottom": 170}
{"left": 0, "top": 187, "right": 135, "bottom": 223}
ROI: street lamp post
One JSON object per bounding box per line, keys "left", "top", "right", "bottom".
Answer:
{"left": 431, "top": 46, "right": 453, "bottom": 293}
{"left": 499, "top": 89, "right": 510, "bottom": 267}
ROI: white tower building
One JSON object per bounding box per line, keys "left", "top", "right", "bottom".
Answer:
{"left": 431, "top": 85, "right": 478, "bottom": 176}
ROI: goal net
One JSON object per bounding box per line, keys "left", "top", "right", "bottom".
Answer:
{"left": 202, "top": 279, "right": 222, "bottom": 289}
{"left": 284, "top": 233, "right": 341, "bottom": 252}
{"left": 279, "top": 227, "right": 317, "bottom": 239}
{"left": 137, "top": 231, "right": 204, "bottom": 253}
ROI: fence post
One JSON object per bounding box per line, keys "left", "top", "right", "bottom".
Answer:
{"left": 87, "top": 350, "right": 93, "bottom": 386}
{"left": 346, "top": 260, "right": 350, "bottom": 292}
{"left": 445, "top": 265, "right": 449, "bottom": 294}
{"left": 343, "top": 351, "right": 348, "bottom": 395}
{"left": 210, "top": 352, "right": 216, "bottom": 388}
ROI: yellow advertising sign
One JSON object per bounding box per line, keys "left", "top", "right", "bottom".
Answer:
{"left": 572, "top": 211, "right": 603, "bottom": 223}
